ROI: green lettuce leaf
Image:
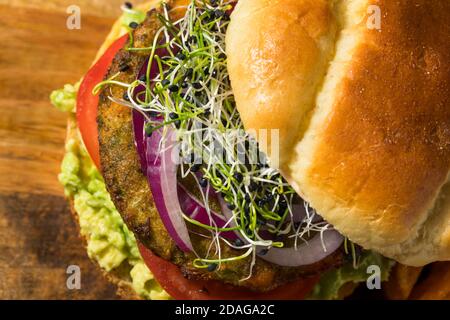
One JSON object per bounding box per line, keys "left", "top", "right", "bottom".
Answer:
{"left": 309, "top": 251, "right": 394, "bottom": 300}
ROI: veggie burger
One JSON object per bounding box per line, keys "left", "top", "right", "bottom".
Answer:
{"left": 51, "top": 0, "right": 450, "bottom": 299}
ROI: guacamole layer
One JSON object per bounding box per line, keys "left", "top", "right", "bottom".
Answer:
{"left": 51, "top": 83, "right": 170, "bottom": 300}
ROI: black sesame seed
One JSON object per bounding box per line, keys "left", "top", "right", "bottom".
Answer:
{"left": 181, "top": 82, "right": 188, "bottom": 89}
{"left": 187, "top": 152, "right": 196, "bottom": 163}
{"left": 211, "top": 69, "right": 218, "bottom": 77}
{"left": 203, "top": 109, "right": 211, "bottom": 117}
{"left": 191, "top": 164, "right": 201, "bottom": 173}
{"left": 248, "top": 182, "right": 258, "bottom": 192}
{"left": 188, "top": 35, "right": 196, "bottom": 44}
{"left": 259, "top": 249, "right": 269, "bottom": 256}
{"left": 139, "top": 74, "right": 147, "bottom": 82}
{"left": 195, "top": 91, "right": 203, "bottom": 97}
{"left": 233, "top": 172, "right": 243, "bottom": 183}
{"left": 129, "top": 21, "right": 139, "bottom": 29}
{"left": 123, "top": 92, "right": 130, "bottom": 101}
{"left": 204, "top": 13, "right": 215, "bottom": 24}
{"left": 169, "top": 112, "right": 178, "bottom": 120}
{"left": 234, "top": 238, "right": 244, "bottom": 247}
{"left": 199, "top": 178, "right": 208, "bottom": 188}
{"left": 221, "top": 118, "right": 229, "bottom": 127}
{"left": 244, "top": 194, "right": 251, "bottom": 202}
{"left": 161, "top": 79, "right": 170, "bottom": 86}
{"left": 149, "top": 111, "right": 159, "bottom": 118}
{"left": 227, "top": 203, "right": 236, "bottom": 210}
{"left": 214, "top": 10, "right": 225, "bottom": 18}
{"left": 119, "top": 63, "right": 130, "bottom": 72}
{"left": 174, "top": 120, "right": 181, "bottom": 129}
{"left": 279, "top": 199, "right": 287, "bottom": 210}
{"left": 207, "top": 263, "right": 218, "bottom": 272}
{"left": 257, "top": 199, "right": 265, "bottom": 207}
{"left": 176, "top": 52, "right": 186, "bottom": 60}
{"left": 185, "top": 68, "right": 194, "bottom": 78}
{"left": 192, "top": 82, "right": 202, "bottom": 90}
{"left": 124, "top": 2, "right": 133, "bottom": 9}
{"left": 219, "top": 53, "right": 227, "bottom": 60}
{"left": 168, "top": 84, "right": 179, "bottom": 92}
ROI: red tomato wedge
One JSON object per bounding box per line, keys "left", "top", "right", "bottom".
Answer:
{"left": 138, "top": 243, "right": 319, "bottom": 300}
{"left": 76, "top": 35, "right": 129, "bottom": 169}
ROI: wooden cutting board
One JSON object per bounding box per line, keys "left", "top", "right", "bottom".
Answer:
{"left": 0, "top": 0, "right": 147, "bottom": 300}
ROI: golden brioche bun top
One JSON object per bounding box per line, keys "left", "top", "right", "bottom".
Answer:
{"left": 226, "top": 0, "right": 450, "bottom": 266}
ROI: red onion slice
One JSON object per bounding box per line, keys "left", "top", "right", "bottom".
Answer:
{"left": 143, "top": 126, "right": 238, "bottom": 252}
{"left": 145, "top": 129, "right": 194, "bottom": 252}
{"left": 218, "top": 195, "right": 343, "bottom": 266}
{"left": 257, "top": 231, "right": 344, "bottom": 267}
{"left": 134, "top": 54, "right": 194, "bottom": 252}
{"left": 177, "top": 183, "right": 238, "bottom": 240}
{"left": 135, "top": 112, "right": 238, "bottom": 253}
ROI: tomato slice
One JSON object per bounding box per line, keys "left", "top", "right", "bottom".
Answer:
{"left": 138, "top": 243, "right": 319, "bottom": 300}
{"left": 76, "top": 35, "right": 129, "bottom": 169}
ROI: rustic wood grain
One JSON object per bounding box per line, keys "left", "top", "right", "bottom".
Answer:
{"left": 0, "top": 0, "right": 145, "bottom": 300}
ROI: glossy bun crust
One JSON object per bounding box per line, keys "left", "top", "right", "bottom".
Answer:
{"left": 227, "top": 0, "right": 450, "bottom": 266}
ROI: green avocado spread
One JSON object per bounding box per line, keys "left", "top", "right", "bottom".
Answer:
{"left": 51, "top": 84, "right": 169, "bottom": 300}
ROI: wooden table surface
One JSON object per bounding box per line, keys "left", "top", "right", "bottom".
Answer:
{"left": 0, "top": 0, "right": 146, "bottom": 300}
